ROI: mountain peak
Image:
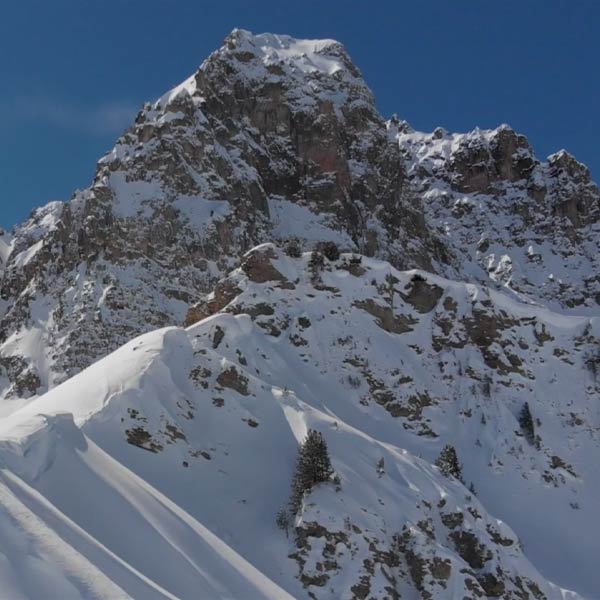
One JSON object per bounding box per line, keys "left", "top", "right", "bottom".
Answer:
{"left": 222, "top": 28, "right": 350, "bottom": 75}
{"left": 152, "top": 28, "right": 367, "bottom": 119}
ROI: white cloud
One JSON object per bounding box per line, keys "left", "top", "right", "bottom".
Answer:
{"left": 5, "top": 95, "right": 139, "bottom": 136}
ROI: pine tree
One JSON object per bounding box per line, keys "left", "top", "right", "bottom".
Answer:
{"left": 276, "top": 508, "right": 291, "bottom": 536}
{"left": 435, "top": 444, "right": 463, "bottom": 482}
{"left": 289, "top": 429, "right": 334, "bottom": 515}
{"left": 384, "top": 273, "right": 398, "bottom": 308}
{"left": 519, "top": 402, "right": 538, "bottom": 448}
{"left": 309, "top": 251, "right": 324, "bottom": 271}
{"left": 321, "top": 241, "right": 340, "bottom": 261}
{"left": 308, "top": 251, "right": 325, "bottom": 284}
{"left": 284, "top": 238, "right": 302, "bottom": 258}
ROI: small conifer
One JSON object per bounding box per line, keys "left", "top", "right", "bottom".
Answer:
{"left": 435, "top": 444, "right": 463, "bottom": 482}
{"left": 288, "top": 429, "right": 334, "bottom": 514}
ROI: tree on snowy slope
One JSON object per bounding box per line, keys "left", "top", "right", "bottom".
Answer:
{"left": 435, "top": 444, "right": 464, "bottom": 482}
{"left": 288, "top": 429, "right": 334, "bottom": 515}
{"left": 276, "top": 508, "right": 291, "bottom": 536}
{"left": 321, "top": 241, "right": 340, "bottom": 261}
{"left": 519, "top": 402, "right": 539, "bottom": 448}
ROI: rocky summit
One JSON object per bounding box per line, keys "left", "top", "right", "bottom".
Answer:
{"left": 0, "top": 30, "right": 598, "bottom": 599}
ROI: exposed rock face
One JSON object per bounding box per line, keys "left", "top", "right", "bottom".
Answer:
{"left": 98, "top": 29, "right": 438, "bottom": 268}
{"left": 397, "top": 123, "right": 600, "bottom": 313}
{"left": 448, "top": 126, "right": 536, "bottom": 193}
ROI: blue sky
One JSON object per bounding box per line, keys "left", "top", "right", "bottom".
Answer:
{"left": 1, "top": 0, "right": 598, "bottom": 228}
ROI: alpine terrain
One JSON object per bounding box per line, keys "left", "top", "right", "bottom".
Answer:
{"left": 0, "top": 30, "right": 598, "bottom": 599}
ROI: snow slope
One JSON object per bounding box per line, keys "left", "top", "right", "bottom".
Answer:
{"left": 0, "top": 244, "right": 596, "bottom": 599}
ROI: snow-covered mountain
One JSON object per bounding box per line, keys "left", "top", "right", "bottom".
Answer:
{"left": 0, "top": 29, "right": 598, "bottom": 599}
{"left": 1, "top": 29, "right": 597, "bottom": 403}
{"left": 0, "top": 244, "right": 596, "bottom": 598}
{"left": 0, "top": 29, "right": 434, "bottom": 403}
